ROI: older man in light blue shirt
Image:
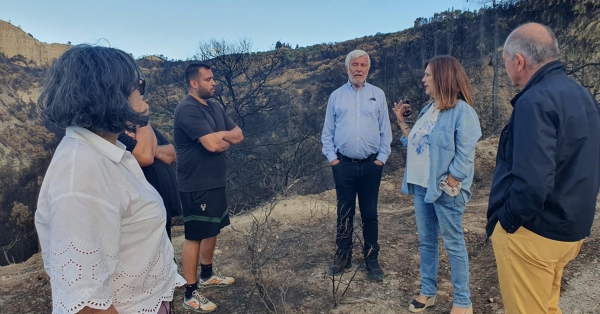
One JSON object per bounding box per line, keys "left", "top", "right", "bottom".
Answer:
{"left": 321, "top": 49, "right": 392, "bottom": 281}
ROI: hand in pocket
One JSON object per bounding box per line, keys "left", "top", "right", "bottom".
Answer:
{"left": 439, "top": 175, "right": 461, "bottom": 196}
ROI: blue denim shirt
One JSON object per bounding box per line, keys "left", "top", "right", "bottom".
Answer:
{"left": 400, "top": 100, "right": 481, "bottom": 203}
{"left": 321, "top": 81, "right": 393, "bottom": 163}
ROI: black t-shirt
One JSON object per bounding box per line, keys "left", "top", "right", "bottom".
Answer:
{"left": 117, "top": 127, "right": 182, "bottom": 218}
{"left": 173, "top": 95, "right": 237, "bottom": 192}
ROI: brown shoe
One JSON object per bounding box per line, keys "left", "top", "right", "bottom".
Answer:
{"left": 408, "top": 295, "right": 436, "bottom": 313}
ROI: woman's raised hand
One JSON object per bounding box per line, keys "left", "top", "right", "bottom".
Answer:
{"left": 393, "top": 100, "right": 411, "bottom": 123}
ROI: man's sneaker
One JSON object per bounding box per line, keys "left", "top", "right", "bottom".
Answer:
{"left": 326, "top": 255, "right": 352, "bottom": 276}
{"left": 365, "top": 258, "right": 385, "bottom": 281}
{"left": 183, "top": 290, "right": 217, "bottom": 313}
{"left": 199, "top": 273, "right": 235, "bottom": 287}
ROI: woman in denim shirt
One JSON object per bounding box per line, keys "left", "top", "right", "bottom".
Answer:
{"left": 393, "top": 55, "right": 481, "bottom": 314}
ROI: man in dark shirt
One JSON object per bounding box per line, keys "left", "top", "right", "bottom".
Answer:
{"left": 118, "top": 124, "right": 181, "bottom": 240}
{"left": 174, "top": 62, "right": 243, "bottom": 312}
{"left": 487, "top": 23, "right": 600, "bottom": 314}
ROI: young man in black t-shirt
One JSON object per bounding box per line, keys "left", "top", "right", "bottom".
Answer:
{"left": 118, "top": 126, "right": 181, "bottom": 240}
{"left": 174, "top": 63, "right": 243, "bottom": 313}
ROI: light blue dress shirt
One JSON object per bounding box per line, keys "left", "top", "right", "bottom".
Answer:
{"left": 321, "top": 81, "right": 393, "bottom": 163}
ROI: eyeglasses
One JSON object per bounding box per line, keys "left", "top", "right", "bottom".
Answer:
{"left": 137, "top": 79, "right": 146, "bottom": 96}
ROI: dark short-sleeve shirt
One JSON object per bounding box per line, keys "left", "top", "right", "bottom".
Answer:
{"left": 173, "top": 95, "right": 237, "bottom": 192}
{"left": 117, "top": 127, "right": 182, "bottom": 218}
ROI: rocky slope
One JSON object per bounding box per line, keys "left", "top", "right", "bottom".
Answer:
{"left": 0, "top": 20, "right": 69, "bottom": 66}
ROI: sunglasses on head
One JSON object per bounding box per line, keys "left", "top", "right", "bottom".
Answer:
{"left": 137, "top": 79, "right": 146, "bottom": 96}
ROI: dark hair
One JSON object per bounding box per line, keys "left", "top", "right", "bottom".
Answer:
{"left": 424, "top": 55, "right": 473, "bottom": 111}
{"left": 38, "top": 44, "right": 148, "bottom": 133}
{"left": 185, "top": 62, "right": 211, "bottom": 88}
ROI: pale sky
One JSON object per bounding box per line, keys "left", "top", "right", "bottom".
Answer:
{"left": 1, "top": 0, "right": 479, "bottom": 60}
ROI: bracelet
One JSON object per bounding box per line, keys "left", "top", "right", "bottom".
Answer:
{"left": 403, "top": 126, "right": 410, "bottom": 131}
{"left": 446, "top": 178, "right": 458, "bottom": 187}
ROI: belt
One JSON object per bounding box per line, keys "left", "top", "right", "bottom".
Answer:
{"left": 336, "top": 152, "right": 377, "bottom": 162}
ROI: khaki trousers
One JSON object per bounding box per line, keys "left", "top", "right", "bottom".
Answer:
{"left": 491, "top": 222, "right": 583, "bottom": 314}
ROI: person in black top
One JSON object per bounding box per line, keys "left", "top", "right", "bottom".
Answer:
{"left": 174, "top": 63, "right": 243, "bottom": 312}
{"left": 487, "top": 23, "right": 600, "bottom": 314}
{"left": 118, "top": 125, "right": 181, "bottom": 240}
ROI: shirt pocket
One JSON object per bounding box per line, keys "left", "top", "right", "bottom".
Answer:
{"left": 436, "top": 125, "right": 455, "bottom": 151}
{"left": 359, "top": 100, "right": 378, "bottom": 116}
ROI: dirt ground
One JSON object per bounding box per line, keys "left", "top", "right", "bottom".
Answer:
{"left": 1, "top": 140, "right": 599, "bottom": 313}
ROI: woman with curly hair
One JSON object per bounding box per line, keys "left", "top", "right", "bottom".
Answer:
{"left": 35, "top": 45, "right": 189, "bottom": 314}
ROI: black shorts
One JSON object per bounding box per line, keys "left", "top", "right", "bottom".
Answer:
{"left": 180, "top": 188, "right": 230, "bottom": 241}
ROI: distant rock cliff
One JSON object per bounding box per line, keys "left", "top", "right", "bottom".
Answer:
{"left": 0, "top": 19, "right": 70, "bottom": 66}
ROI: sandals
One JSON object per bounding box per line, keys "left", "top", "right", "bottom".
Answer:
{"left": 408, "top": 295, "right": 436, "bottom": 313}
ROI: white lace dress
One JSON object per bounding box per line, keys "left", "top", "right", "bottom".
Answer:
{"left": 35, "top": 127, "right": 186, "bottom": 314}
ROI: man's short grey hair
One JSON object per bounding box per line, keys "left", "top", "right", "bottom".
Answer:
{"left": 38, "top": 44, "right": 148, "bottom": 133}
{"left": 345, "top": 50, "right": 371, "bottom": 68}
{"left": 503, "top": 24, "right": 560, "bottom": 68}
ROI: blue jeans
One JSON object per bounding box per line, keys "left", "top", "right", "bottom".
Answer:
{"left": 332, "top": 157, "right": 383, "bottom": 259}
{"left": 413, "top": 185, "right": 471, "bottom": 308}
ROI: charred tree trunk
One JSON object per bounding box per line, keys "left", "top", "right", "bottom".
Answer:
{"left": 491, "top": 0, "right": 500, "bottom": 134}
